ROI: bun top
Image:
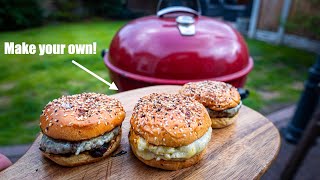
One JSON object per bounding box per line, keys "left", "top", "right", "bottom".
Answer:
{"left": 179, "top": 81, "right": 241, "bottom": 111}
{"left": 40, "top": 93, "right": 125, "bottom": 141}
{"left": 130, "top": 93, "right": 211, "bottom": 147}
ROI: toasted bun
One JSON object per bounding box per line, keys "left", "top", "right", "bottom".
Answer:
{"left": 179, "top": 81, "right": 241, "bottom": 111}
{"left": 211, "top": 113, "right": 238, "bottom": 128}
{"left": 42, "top": 131, "right": 121, "bottom": 167}
{"left": 40, "top": 92, "right": 125, "bottom": 141}
{"left": 130, "top": 140, "right": 206, "bottom": 170}
{"left": 130, "top": 93, "right": 211, "bottom": 147}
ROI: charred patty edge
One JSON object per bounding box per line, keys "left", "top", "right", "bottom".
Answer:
{"left": 40, "top": 126, "right": 120, "bottom": 155}
{"left": 206, "top": 101, "right": 242, "bottom": 118}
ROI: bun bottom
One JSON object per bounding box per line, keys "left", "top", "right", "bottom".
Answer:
{"left": 132, "top": 147, "right": 206, "bottom": 171}
{"left": 129, "top": 134, "right": 206, "bottom": 170}
{"left": 42, "top": 130, "right": 121, "bottom": 167}
{"left": 210, "top": 113, "right": 238, "bottom": 128}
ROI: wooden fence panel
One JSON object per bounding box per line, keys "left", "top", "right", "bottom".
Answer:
{"left": 257, "top": 0, "right": 284, "bottom": 31}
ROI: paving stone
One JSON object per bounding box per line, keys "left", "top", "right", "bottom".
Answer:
{"left": 262, "top": 106, "right": 320, "bottom": 180}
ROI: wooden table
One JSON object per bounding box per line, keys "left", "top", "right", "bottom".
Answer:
{"left": 0, "top": 85, "right": 281, "bottom": 180}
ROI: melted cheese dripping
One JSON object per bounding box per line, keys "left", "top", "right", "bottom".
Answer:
{"left": 136, "top": 128, "right": 212, "bottom": 161}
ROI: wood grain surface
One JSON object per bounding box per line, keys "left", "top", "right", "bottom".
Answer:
{"left": 0, "top": 85, "right": 281, "bottom": 180}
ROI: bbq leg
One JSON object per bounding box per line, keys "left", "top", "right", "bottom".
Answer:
{"left": 282, "top": 55, "right": 320, "bottom": 144}
{"left": 281, "top": 106, "right": 320, "bottom": 180}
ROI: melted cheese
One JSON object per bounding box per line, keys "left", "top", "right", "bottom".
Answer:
{"left": 136, "top": 128, "right": 212, "bottom": 161}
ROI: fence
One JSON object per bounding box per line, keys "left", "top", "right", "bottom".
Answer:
{"left": 249, "top": 0, "right": 320, "bottom": 53}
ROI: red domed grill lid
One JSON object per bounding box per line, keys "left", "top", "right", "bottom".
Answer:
{"left": 105, "top": 3, "right": 253, "bottom": 88}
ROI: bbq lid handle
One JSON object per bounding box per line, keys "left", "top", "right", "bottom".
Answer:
{"left": 156, "top": 0, "right": 201, "bottom": 17}
{"left": 157, "top": 6, "right": 200, "bottom": 17}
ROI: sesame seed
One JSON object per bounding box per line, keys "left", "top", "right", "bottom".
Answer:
{"left": 130, "top": 93, "right": 209, "bottom": 143}
{"left": 41, "top": 92, "right": 124, "bottom": 127}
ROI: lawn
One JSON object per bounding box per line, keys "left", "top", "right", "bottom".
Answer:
{"left": 0, "top": 20, "right": 316, "bottom": 146}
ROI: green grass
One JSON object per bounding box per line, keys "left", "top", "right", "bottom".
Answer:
{"left": 243, "top": 39, "right": 315, "bottom": 111}
{"left": 0, "top": 21, "right": 127, "bottom": 145}
{"left": 0, "top": 20, "right": 316, "bottom": 145}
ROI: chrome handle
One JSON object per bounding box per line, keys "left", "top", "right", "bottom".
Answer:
{"left": 156, "top": 0, "right": 201, "bottom": 17}
{"left": 157, "top": 6, "right": 200, "bottom": 17}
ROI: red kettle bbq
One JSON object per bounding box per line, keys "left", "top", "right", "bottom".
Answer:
{"left": 103, "top": 5, "right": 253, "bottom": 92}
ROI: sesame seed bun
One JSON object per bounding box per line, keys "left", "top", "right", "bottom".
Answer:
{"left": 130, "top": 93, "right": 211, "bottom": 147}
{"left": 40, "top": 92, "right": 125, "bottom": 141}
{"left": 179, "top": 81, "right": 241, "bottom": 111}
{"left": 42, "top": 131, "right": 121, "bottom": 167}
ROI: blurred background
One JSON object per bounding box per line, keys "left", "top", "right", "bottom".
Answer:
{"left": 0, "top": 0, "right": 319, "bottom": 179}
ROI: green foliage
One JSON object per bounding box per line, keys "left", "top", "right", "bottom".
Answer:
{"left": 48, "top": 0, "right": 135, "bottom": 21}
{"left": 0, "top": 0, "right": 43, "bottom": 30}
{"left": 286, "top": 14, "right": 320, "bottom": 40}
{"left": 0, "top": 0, "right": 135, "bottom": 30}
{"left": 310, "top": 0, "right": 320, "bottom": 4}
{"left": 84, "top": 0, "right": 141, "bottom": 19}
{"left": 84, "top": 0, "right": 125, "bottom": 18}
{"left": 285, "top": 0, "right": 320, "bottom": 40}
{"left": 48, "top": 0, "right": 84, "bottom": 21}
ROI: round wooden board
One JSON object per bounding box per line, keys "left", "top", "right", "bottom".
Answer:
{"left": 0, "top": 85, "right": 281, "bottom": 180}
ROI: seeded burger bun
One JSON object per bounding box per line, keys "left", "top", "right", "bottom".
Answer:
{"left": 39, "top": 93, "right": 125, "bottom": 167}
{"left": 129, "top": 93, "right": 212, "bottom": 170}
{"left": 180, "top": 81, "right": 241, "bottom": 128}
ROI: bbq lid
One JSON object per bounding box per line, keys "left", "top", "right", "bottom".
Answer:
{"left": 107, "top": 5, "right": 251, "bottom": 81}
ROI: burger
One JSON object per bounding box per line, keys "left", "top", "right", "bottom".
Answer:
{"left": 179, "top": 81, "right": 241, "bottom": 128}
{"left": 39, "top": 92, "right": 125, "bottom": 167}
{"left": 129, "top": 93, "right": 212, "bottom": 170}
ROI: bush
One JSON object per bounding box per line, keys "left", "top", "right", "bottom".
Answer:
{"left": 48, "top": 0, "right": 133, "bottom": 21}
{"left": 286, "top": 0, "right": 320, "bottom": 40}
{"left": 84, "top": 0, "right": 131, "bottom": 19}
{"left": 286, "top": 15, "right": 320, "bottom": 40}
{"left": 0, "top": 0, "right": 43, "bottom": 31}
{"left": 48, "top": 0, "right": 87, "bottom": 22}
